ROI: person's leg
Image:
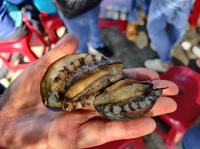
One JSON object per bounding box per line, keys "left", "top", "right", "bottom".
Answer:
{"left": 0, "top": 23, "right": 28, "bottom": 42}
{"left": 87, "top": 5, "right": 113, "bottom": 57}
{"left": 0, "top": 1, "right": 18, "bottom": 41}
{"left": 169, "top": 0, "right": 194, "bottom": 51}
{"left": 143, "top": 0, "right": 151, "bottom": 15}
{"left": 145, "top": 13, "right": 173, "bottom": 72}
{"left": 147, "top": 14, "right": 172, "bottom": 62}
{"left": 126, "top": 0, "right": 138, "bottom": 41}
{"left": 88, "top": 5, "right": 103, "bottom": 49}
{"left": 182, "top": 126, "right": 200, "bottom": 149}
{"left": 58, "top": 10, "right": 89, "bottom": 53}
{"left": 0, "top": 1, "right": 28, "bottom": 42}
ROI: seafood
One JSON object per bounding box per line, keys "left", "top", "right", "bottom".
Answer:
{"left": 40, "top": 53, "right": 162, "bottom": 120}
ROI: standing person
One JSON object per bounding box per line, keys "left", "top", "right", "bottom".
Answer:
{"left": 54, "top": 0, "right": 114, "bottom": 57}
{"left": 126, "top": 0, "right": 150, "bottom": 43}
{"left": 144, "top": 0, "right": 195, "bottom": 72}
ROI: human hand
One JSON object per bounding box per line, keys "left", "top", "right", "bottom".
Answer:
{"left": 0, "top": 34, "right": 178, "bottom": 149}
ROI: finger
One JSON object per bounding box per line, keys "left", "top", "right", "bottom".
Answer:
{"left": 78, "top": 117, "right": 156, "bottom": 148}
{"left": 145, "top": 97, "right": 177, "bottom": 117}
{"left": 39, "top": 33, "right": 79, "bottom": 67}
{"left": 152, "top": 80, "right": 179, "bottom": 96}
{"left": 123, "top": 68, "right": 159, "bottom": 81}
{"left": 48, "top": 110, "right": 98, "bottom": 149}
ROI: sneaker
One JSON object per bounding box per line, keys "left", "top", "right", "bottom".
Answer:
{"left": 88, "top": 43, "right": 101, "bottom": 55}
{"left": 192, "top": 46, "right": 200, "bottom": 58}
{"left": 144, "top": 59, "right": 168, "bottom": 72}
{"left": 88, "top": 43, "right": 114, "bottom": 57}
{"left": 181, "top": 41, "right": 192, "bottom": 51}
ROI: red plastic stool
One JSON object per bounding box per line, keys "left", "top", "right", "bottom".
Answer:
{"left": 156, "top": 66, "right": 200, "bottom": 149}
{"left": 189, "top": 0, "right": 200, "bottom": 28}
{"left": 86, "top": 138, "right": 145, "bottom": 149}
{"left": 40, "top": 12, "right": 65, "bottom": 44}
{"left": 99, "top": 18, "right": 127, "bottom": 33}
{"left": 0, "top": 17, "right": 48, "bottom": 72}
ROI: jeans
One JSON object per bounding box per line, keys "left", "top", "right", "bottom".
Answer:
{"left": 147, "top": 0, "right": 194, "bottom": 62}
{"left": 58, "top": 5, "right": 103, "bottom": 53}
{"left": 0, "top": 0, "right": 28, "bottom": 40}
{"left": 182, "top": 125, "right": 200, "bottom": 149}
{"left": 128, "top": 0, "right": 151, "bottom": 23}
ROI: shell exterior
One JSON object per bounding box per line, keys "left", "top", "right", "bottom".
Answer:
{"left": 40, "top": 53, "right": 162, "bottom": 120}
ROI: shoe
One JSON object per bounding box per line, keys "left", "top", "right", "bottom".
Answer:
{"left": 88, "top": 44, "right": 114, "bottom": 57}
{"left": 144, "top": 59, "right": 168, "bottom": 72}
{"left": 96, "top": 46, "right": 114, "bottom": 57}
{"left": 181, "top": 41, "right": 192, "bottom": 51}
{"left": 192, "top": 46, "right": 200, "bottom": 58}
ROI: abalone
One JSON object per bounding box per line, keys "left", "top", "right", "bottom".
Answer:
{"left": 40, "top": 53, "right": 162, "bottom": 120}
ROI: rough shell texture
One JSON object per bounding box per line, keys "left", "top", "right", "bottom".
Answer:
{"left": 40, "top": 53, "right": 162, "bottom": 120}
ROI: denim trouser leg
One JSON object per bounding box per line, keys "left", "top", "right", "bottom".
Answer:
{"left": 58, "top": 5, "right": 102, "bottom": 53}
{"left": 147, "top": 0, "right": 194, "bottom": 62}
{"left": 147, "top": 14, "right": 172, "bottom": 62}
{"left": 88, "top": 5, "right": 103, "bottom": 49}
{"left": 182, "top": 126, "right": 200, "bottom": 149}
{"left": 128, "top": 0, "right": 151, "bottom": 23}
{"left": 128, "top": 0, "right": 138, "bottom": 23}
{"left": 143, "top": 0, "right": 151, "bottom": 15}
{"left": 58, "top": 10, "right": 89, "bottom": 53}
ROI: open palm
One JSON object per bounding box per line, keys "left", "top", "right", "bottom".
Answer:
{"left": 0, "top": 34, "right": 178, "bottom": 149}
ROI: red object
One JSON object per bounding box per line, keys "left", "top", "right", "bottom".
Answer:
{"left": 156, "top": 66, "right": 200, "bottom": 149}
{"left": 86, "top": 138, "right": 145, "bottom": 149}
{"left": 99, "top": 18, "right": 127, "bottom": 33}
{"left": 189, "top": 0, "right": 200, "bottom": 28}
{"left": 40, "top": 12, "right": 65, "bottom": 44}
{"left": 0, "top": 17, "right": 48, "bottom": 72}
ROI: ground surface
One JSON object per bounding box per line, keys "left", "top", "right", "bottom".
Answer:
{"left": 102, "top": 27, "right": 158, "bottom": 68}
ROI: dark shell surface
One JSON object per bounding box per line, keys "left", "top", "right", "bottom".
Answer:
{"left": 40, "top": 53, "right": 162, "bottom": 120}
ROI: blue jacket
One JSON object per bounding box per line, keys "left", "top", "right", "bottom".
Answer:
{"left": 0, "top": 0, "right": 26, "bottom": 40}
